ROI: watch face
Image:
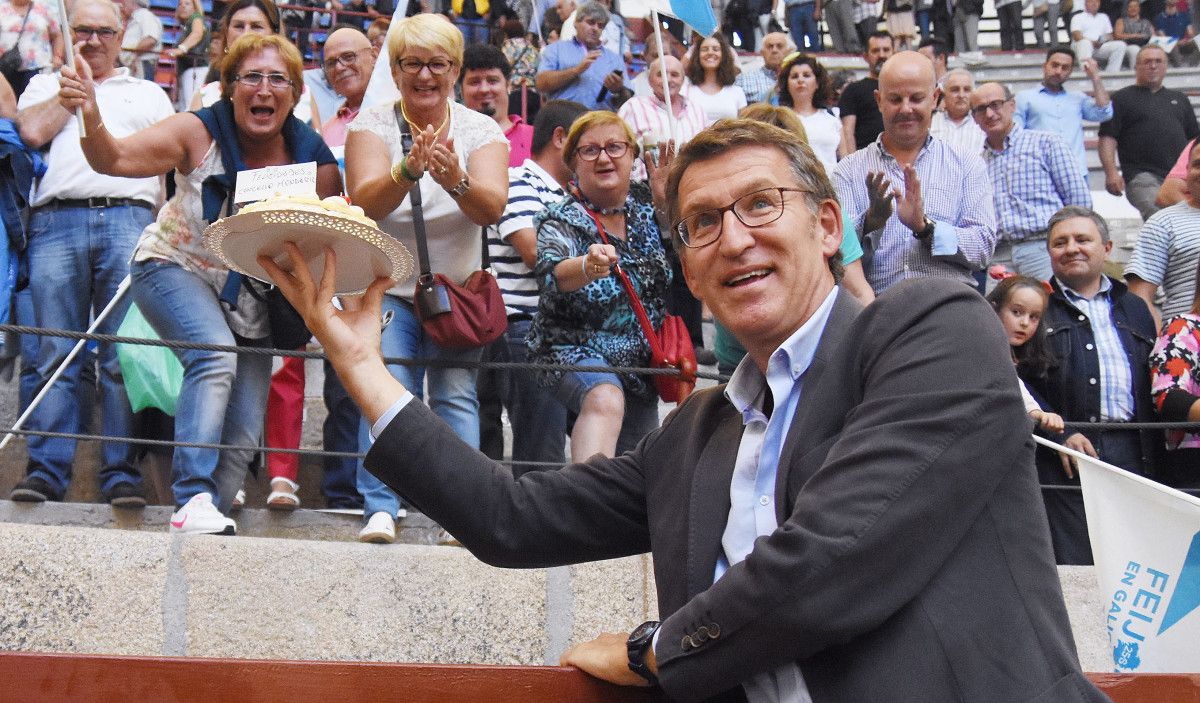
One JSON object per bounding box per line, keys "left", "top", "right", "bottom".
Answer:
{"left": 629, "top": 620, "right": 660, "bottom": 645}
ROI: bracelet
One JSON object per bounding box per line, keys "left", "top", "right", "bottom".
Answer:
{"left": 390, "top": 157, "right": 421, "bottom": 185}
{"left": 580, "top": 255, "right": 589, "bottom": 280}
{"left": 401, "top": 157, "right": 421, "bottom": 182}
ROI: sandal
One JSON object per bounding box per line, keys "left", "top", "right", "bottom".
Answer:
{"left": 266, "top": 478, "right": 300, "bottom": 511}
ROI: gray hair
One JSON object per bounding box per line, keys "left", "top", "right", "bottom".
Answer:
{"left": 70, "top": 0, "right": 123, "bottom": 26}
{"left": 576, "top": 1, "right": 610, "bottom": 25}
{"left": 944, "top": 67, "right": 974, "bottom": 87}
{"left": 1047, "top": 205, "right": 1110, "bottom": 244}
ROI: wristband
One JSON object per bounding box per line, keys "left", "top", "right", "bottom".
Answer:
{"left": 400, "top": 156, "right": 421, "bottom": 182}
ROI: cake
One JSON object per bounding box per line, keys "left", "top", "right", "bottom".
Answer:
{"left": 239, "top": 192, "right": 378, "bottom": 229}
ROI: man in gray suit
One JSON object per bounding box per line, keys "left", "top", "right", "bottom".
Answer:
{"left": 265, "top": 120, "right": 1106, "bottom": 703}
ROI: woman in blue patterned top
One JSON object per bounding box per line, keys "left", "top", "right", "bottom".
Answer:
{"left": 529, "top": 111, "right": 671, "bottom": 463}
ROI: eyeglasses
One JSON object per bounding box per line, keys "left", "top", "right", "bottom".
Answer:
{"left": 575, "top": 141, "right": 630, "bottom": 161}
{"left": 72, "top": 26, "right": 119, "bottom": 40}
{"left": 673, "top": 187, "right": 807, "bottom": 248}
{"left": 323, "top": 48, "right": 370, "bottom": 72}
{"left": 397, "top": 57, "right": 454, "bottom": 75}
{"left": 970, "top": 98, "right": 1011, "bottom": 117}
{"left": 234, "top": 71, "right": 294, "bottom": 90}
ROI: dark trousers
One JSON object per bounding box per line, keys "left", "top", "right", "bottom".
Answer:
{"left": 996, "top": 3, "right": 1026, "bottom": 49}
{"left": 322, "top": 359, "right": 363, "bottom": 509}
{"left": 665, "top": 253, "right": 704, "bottom": 350}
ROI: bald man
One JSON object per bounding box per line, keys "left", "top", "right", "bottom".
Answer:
{"left": 320, "top": 27, "right": 377, "bottom": 148}
{"left": 832, "top": 51, "right": 996, "bottom": 293}
{"left": 618, "top": 56, "right": 707, "bottom": 155}
{"left": 734, "top": 31, "right": 790, "bottom": 104}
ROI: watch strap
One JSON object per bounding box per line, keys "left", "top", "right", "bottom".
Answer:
{"left": 627, "top": 620, "right": 661, "bottom": 686}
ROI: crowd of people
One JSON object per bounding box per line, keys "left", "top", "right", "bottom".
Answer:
{"left": 0, "top": 0, "right": 1197, "bottom": 563}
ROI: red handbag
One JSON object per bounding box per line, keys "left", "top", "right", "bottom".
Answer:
{"left": 583, "top": 209, "right": 697, "bottom": 404}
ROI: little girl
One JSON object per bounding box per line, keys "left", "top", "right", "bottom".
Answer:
{"left": 986, "top": 276, "right": 1065, "bottom": 433}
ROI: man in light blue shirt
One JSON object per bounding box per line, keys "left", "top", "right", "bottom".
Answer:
{"left": 535, "top": 1, "right": 630, "bottom": 110}
{"left": 1015, "top": 46, "right": 1113, "bottom": 178}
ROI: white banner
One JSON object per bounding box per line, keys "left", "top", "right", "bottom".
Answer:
{"left": 1035, "top": 437, "right": 1200, "bottom": 673}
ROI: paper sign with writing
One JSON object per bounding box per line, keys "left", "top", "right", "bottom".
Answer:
{"left": 234, "top": 162, "right": 318, "bottom": 204}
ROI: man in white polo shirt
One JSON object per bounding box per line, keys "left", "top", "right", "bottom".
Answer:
{"left": 1071, "top": 0, "right": 1133, "bottom": 71}
{"left": 8, "top": 0, "right": 174, "bottom": 508}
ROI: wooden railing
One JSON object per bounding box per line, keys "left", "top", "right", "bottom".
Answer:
{"left": 1, "top": 652, "right": 1198, "bottom": 702}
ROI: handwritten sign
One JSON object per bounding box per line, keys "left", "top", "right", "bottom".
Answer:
{"left": 234, "top": 162, "right": 318, "bottom": 204}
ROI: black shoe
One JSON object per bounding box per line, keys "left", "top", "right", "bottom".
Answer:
{"left": 695, "top": 347, "right": 718, "bottom": 367}
{"left": 10, "top": 475, "right": 59, "bottom": 503}
{"left": 105, "top": 481, "right": 146, "bottom": 509}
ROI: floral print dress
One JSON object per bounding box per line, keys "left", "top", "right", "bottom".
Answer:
{"left": 528, "top": 182, "right": 671, "bottom": 402}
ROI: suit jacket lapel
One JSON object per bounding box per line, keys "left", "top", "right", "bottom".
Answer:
{"left": 686, "top": 406, "right": 743, "bottom": 599}
{"left": 774, "top": 289, "right": 862, "bottom": 520}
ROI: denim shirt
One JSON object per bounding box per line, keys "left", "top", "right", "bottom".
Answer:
{"left": 1023, "top": 275, "right": 1162, "bottom": 479}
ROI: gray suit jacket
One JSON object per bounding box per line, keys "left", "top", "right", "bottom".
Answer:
{"left": 366, "top": 279, "right": 1109, "bottom": 703}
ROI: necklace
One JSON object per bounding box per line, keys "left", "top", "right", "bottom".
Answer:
{"left": 399, "top": 100, "right": 450, "bottom": 136}
{"left": 570, "top": 181, "right": 628, "bottom": 216}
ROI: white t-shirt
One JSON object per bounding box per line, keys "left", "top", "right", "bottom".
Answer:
{"left": 796, "top": 108, "right": 842, "bottom": 180}
{"left": 1071, "top": 11, "right": 1113, "bottom": 42}
{"left": 687, "top": 83, "right": 748, "bottom": 126}
{"left": 198, "top": 80, "right": 315, "bottom": 126}
{"left": 19, "top": 70, "right": 175, "bottom": 206}
{"left": 122, "top": 7, "right": 163, "bottom": 63}
{"left": 348, "top": 101, "right": 507, "bottom": 299}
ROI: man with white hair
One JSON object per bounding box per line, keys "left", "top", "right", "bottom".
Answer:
{"left": 617, "top": 56, "right": 706, "bottom": 156}
{"left": 117, "top": 0, "right": 161, "bottom": 80}
{"left": 928, "top": 68, "right": 984, "bottom": 155}
{"left": 536, "top": 1, "right": 629, "bottom": 110}
{"left": 8, "top": 0, "right": 174, "bottom": 507}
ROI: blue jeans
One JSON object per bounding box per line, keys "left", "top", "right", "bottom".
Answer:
{"left": 554, "top": 358, "right": 661, "bottom": 456}
{"left": 131, "top": 259, "right": 272, "bottom": 512}
{"left": 454, "top": 17, "right": 489, "bottom": 45}
{"left": 786, "top": 2, "right": 823, "bottom": 52}
{"left": 322, "top": 359, "right": 363, "bottom": 509}
{"left": 357, "top": 295, "right": 482, "bottom": 518}
{"left": 990, "top": 238, "right": 1053, "bottom": 283}
{"left": 23, "top": 204, "right": 151, "bottom": 496}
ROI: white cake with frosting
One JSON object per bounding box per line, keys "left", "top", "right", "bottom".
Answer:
{"left": 239, "top": 193, "right": 377, "bottom": 229}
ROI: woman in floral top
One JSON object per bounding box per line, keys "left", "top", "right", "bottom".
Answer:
{"left": 1148, "top": 261, "right": 1200, "bottom": 489}
{"left": 529, "top": 111, "right": 671, "bottom": 463}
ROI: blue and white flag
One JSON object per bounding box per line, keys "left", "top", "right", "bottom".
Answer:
{"left": 643, "top": 0, "right": 719, "bottom": 37}
{"left": 361, "top": 0, "right": 409, "bottom": 110}
{"left": 1036, "top": 437, "right": 1200, "bottom": 673}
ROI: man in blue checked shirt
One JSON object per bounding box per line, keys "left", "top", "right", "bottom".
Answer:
{"left": 972, "top": 81, "right": 1092, "bottom": 282}
{"left": 832, "top": 51, "right": 996, "bottom": 294}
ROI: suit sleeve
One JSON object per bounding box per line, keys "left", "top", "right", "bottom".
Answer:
{"left": 365, "top": 400, "right": 668, "bottom": 568}
{"left": 653, "top": 282, "right": 1034, "bottom": 701}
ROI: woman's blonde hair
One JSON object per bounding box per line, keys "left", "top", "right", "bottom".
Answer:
{"left": 387, "top": 13, "right": 464, "bottom": 65}
{"left": 220, "top": 33, "right": 304, "bottom": 106}
{"left": 562, "top": 111, "right": 640, "bottom": 170}
{"left": 738, "top": 103, "right": 809, "bottom": 144}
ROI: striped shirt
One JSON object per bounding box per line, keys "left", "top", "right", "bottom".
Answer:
{"left": 832, "top": 134, "right": 997, "bottom": 292}
{"left": 982, "top": 125, "right": 1093, "bottom": 244}
{"left": 489, "top": 159, "right": 566, "bottom": 318}
{"left": 617, "top": 93, "right": 707, "bottom": 180}
{"left": 1059, "top": 276, "right": 1136, "bottom": 421}
{"left": 734, "top": 65, "right": 778, "bottom": 105}
{"left": 1124, "top": 201, "right": 1200, "bottom": 318}
{"left": 929, "top": 111, "right": 985, "bottom": 157}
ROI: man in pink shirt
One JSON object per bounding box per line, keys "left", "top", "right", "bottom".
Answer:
{"left": 319, "top": 26, "right": 377, "bottom": 150}
{"left": 460, "top": 43, "right": 532, "bottom": 166}
{"left": 1157, "top": 137, "right": 1196, "bottom": 207}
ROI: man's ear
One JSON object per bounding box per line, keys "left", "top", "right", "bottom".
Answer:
{"left": 552, "top": 126, "right": 567, "bottom": 148}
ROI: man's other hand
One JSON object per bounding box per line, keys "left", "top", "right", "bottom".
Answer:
{"left": 561, "top": 632, "right": 653, "bottom": 687}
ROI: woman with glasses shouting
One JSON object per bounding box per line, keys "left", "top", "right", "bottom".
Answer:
{"left": 61, "top": 32, "right": 340, "bottom": 535}
{"left": 528, "top": 110, "right": 673, "bottom": 464}
{"left": 343, "top": 13, "right": 508, "bottom": 544}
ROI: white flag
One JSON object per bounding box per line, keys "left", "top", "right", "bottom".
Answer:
{"left": 1035, "top": 436, "right": 1200, "bottom": 673}
{"left": 361, "top": 0, "right": 410, "bottom": 110}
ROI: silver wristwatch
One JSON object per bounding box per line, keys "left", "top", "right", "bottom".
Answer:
{"left": 447, "top": 174, "right": 471, "bottom": 197}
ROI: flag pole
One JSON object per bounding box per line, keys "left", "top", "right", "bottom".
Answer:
{"left": 55, "top": 0, "right": 86, "bottom": 137}
{"left": 650, "top": 10, "right": 677, "bottom": 145}
{"left": 0, "top": 276, "right": 131, "bottom": 451}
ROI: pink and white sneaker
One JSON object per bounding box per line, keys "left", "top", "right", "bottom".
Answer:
{"left": 169, "top": 493, "right": 236, "bottom": 536}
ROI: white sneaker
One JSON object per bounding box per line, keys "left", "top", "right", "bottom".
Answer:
{"left": 170, "top": 493, "right": 237, "bottom": 535}
{"left": 231, "top": 489, "right": 246, "bottom": 512}
{"left": 358, "top": 511, "right": 395, "bottom": 544}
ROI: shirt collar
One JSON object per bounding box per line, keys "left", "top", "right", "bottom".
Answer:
{"left": 724, "top": 286, "right": 840, "bottom": 422}
{"left": 519, "top": 158, "right": 564, "bottom": 194}
{"left": 873, "top": 132, "right": 934, "bottom": 160}
{"left": 1058, "top": 274, "right": 1113, "bottom": 302}
{"left": 1038, "top": 83, "right": 1065, "bottom": 95}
